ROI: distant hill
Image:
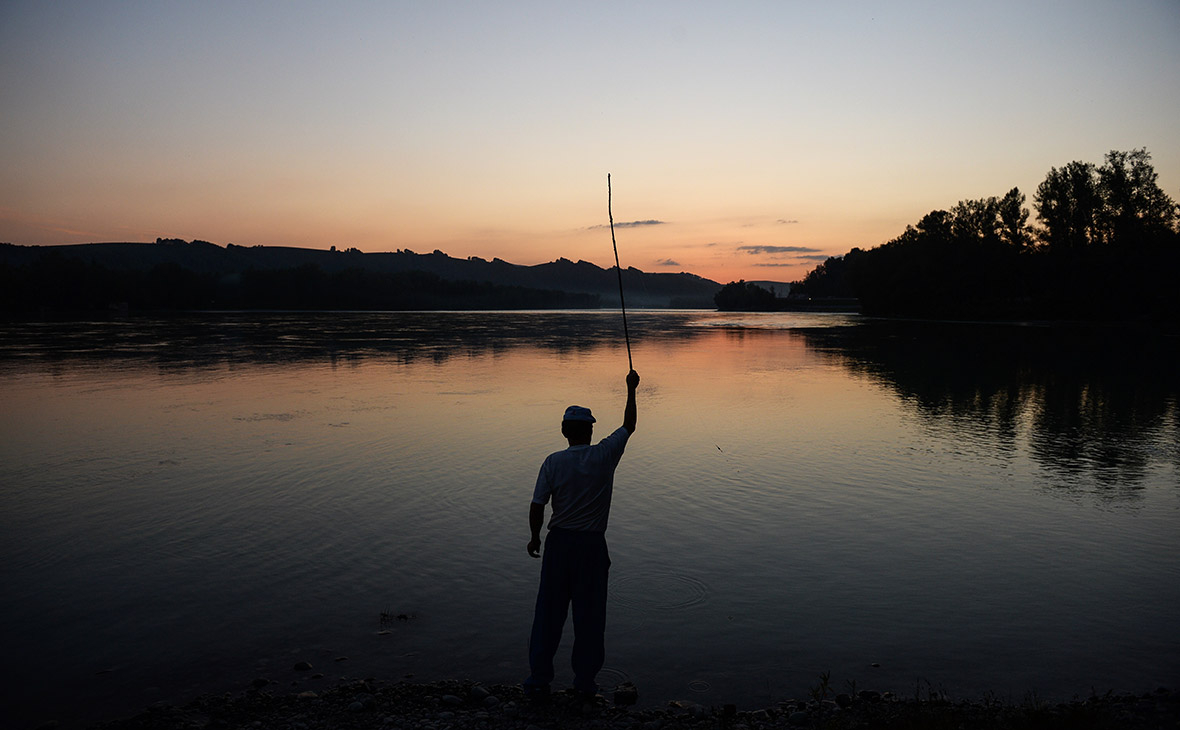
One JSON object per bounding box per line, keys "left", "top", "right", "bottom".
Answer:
{"left": 0, "top": 240, "right": 722, "bottom": 310}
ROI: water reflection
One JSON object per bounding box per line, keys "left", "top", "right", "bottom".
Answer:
{"left": 3, "top": 312, "right": 1174, "bottom": 497}
{"left": 791, "top": 320, "right": 1179, "bottom": 496}
{"left": 0, "top": 311, "right": 705, "bottom": 369}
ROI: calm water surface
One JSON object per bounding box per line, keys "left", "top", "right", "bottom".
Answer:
{"left": 1, "top": 311, "right": 1177, "bottom": 728}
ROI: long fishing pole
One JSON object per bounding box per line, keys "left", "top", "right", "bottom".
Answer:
{"left": 607, "top": 173, "right": 633, "bottom": 370}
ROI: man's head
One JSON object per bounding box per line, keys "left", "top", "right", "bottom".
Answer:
{"left": 561, "top": 405, "right": 595, "bottom": 444}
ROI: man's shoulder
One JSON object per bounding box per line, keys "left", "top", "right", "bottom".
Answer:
{"left": 595, "top": 426, "right": 631, "bottom": 451}
{"left": 600, "top": 426, "right": 631, "bottom": 442}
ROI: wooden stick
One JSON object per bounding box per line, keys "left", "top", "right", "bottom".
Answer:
{"left": 607, "top": 173, "right": 633, "bottom": 370}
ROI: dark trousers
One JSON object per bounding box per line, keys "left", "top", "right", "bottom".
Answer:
{"left": 526, "top": 528, "right": 610, "bottom": 694}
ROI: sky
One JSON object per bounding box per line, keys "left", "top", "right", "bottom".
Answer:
{"left": 2, "top": 1, "right": 1178, "bottom": 284}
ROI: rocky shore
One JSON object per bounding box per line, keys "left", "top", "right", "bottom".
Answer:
{"left": 88, "top": 677, "right": 1179, "bottom": 730}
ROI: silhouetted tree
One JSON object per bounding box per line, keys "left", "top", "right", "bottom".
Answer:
{"left": 714, "top": 280, "right": 777, "bottom": 310}
{"left": 796, "top": 254, "right": 854, "bottom": 298}
{"left": 1095, "top": 148, "right": 1178, "bottom": 248}
{"left": 997, "top": 187, "right": 1033, "bottom": 249}
{"left": 844, "top": 191, "right": 1033, "bottom": 317}
{"left": 950, "top": 198, "right": 1001, "bottom": 244}
{"left": 813, "top": 147, "right": 1177, "bottom": 322}
{"left": 1034, "top": 161, "right": 1100, "bottom": 252}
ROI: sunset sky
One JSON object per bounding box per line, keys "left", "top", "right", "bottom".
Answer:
{"left": 2, "top": 1, "right": 1178, "bottom": 284}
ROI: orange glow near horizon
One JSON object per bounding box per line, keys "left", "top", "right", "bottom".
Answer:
{"left": 0, "top": 195, "right": 910, "bottom": 285}
{"left": 2, "top": 3, "right": 1177, "bottom": 286}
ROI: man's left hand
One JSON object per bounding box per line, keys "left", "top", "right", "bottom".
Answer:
{"left": 527, "top": 539, "right": 541, "bottom": 558}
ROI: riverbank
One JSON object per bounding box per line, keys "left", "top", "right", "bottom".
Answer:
{"left": 90, "top": 677, "right": 1179, "bottom": 730}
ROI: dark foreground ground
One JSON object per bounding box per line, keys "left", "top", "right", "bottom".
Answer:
{"left": 90, "top": 677, "right": 1179, "bottom": 730}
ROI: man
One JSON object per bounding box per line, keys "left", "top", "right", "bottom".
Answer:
{"left": 525, "top": 369, "right": 640, "bottom": 702}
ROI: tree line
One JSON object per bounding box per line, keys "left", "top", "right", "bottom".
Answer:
{"left": 0, "top": 256, "right": 601, "bottom": 312}
{"left": 713, "top": 280, "right": 786, "bottom": 311}
{"left": 789, "top": 148, "right": 1179, "bottom": 321}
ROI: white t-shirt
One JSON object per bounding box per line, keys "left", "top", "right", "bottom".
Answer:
{"left": 532, "top": 426, "right": 631, "bottom": 532}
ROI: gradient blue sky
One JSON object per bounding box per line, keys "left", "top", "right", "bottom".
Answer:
{"left": 2, "top": 1, "right": 1177, "bottom": 283}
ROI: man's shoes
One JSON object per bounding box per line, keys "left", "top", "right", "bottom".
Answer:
{"left": 573, "top": 685, "right": 602, "bottom": 707}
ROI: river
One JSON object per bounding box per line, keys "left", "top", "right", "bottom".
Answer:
{"left": 1, "top": 311, "right": 1177, "bottom": 728}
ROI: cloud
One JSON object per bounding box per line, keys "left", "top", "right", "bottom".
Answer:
{"left": 0, "top": 206, "right": 107, "bottom": 240}
{"left": 753, "top": 262, "right": 804, "bottom": 267}
{"left": 617, "top": 219, "right": 665, "bottom": 228}
{"left": 777, "top": 219, "right": 800, "bottom": 225}
{"left": 737, "top": 245, "right": 822, "bottom": 255}
{"left": 797, "top": 254, "right": 831, "bottom": 261}
{"left": 655, "top": 258, "right": 681, "bottom": 267}
{"left": 588, "top": 219, "right": 666, "bottom": 230}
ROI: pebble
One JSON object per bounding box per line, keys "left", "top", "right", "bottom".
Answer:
{"left": 484, "top": 695, "right": 500, "bottom": 708}
{"left": 354, "top": 692, "right": 377, "bottom": 709}
{"left": 441, "top": 694, "right": 462, "bottom": 706}
{"left": 470, "top": 685, "right": 491, "bottom": 700}
{"left": 90, "top": 677, "right": 1180, "bottom": 730}
{"left": 614, "top": 682, "right": 640, "bottom": 706}
{"left": 293, "top": 661, "right": 313, "bottom": 671}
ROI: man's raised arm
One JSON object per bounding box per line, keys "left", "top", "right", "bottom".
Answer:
{"left": 623, "top": 369, "right": 639, "bottom": 434}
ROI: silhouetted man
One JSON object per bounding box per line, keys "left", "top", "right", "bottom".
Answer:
{"left": 525, "top": 369, "right": 639, "bottom": 702}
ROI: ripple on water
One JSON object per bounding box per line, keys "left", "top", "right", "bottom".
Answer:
{"left": 609, "top": 571, "right": 709, "bottom": 611}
